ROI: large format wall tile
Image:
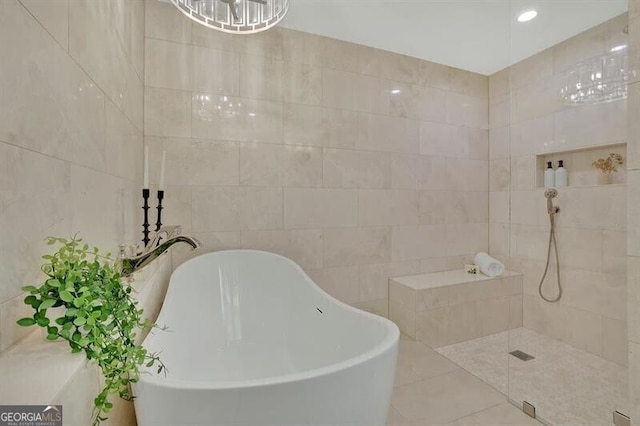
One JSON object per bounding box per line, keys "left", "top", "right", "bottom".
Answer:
{"left": 0, "top": 0, "right": 143, "bottom": 357}
{"left": 145, "top": 19, "right": 489, "bottom": 314}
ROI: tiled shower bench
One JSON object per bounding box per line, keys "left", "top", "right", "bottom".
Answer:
{"left": 389, "top": 269, "right": 523, "bottom": 348}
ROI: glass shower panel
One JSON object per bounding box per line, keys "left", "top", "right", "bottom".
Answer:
{"left": 506, "top": 1, "right": 630, "bottom": 424}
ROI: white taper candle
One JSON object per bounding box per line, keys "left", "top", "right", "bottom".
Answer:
{"left": 143, "top": 145, "right": 149, "bottom": 189}
{"left": 159, "top": 150, "right": 166, "bottom": 191}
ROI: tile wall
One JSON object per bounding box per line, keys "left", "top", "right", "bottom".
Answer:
{"left": 489, "top": 14, "right": 629, "bottom": 366}
{"left": 144, "top": 0, "right": 490, "bottom": 316}
{"left": 0, "top": 0, "right": 144, "bottom": 352}
{"left": 628, "top": 0, "right": 640, "bottom": 421}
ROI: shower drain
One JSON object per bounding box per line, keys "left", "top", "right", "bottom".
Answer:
{"left": 509, "top": 350, "right": 535, "bottom": 361}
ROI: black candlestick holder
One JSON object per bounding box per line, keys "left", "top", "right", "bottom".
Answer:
{"left": 155, "top": 190, "right": 164, "bottom": 232}
{"left": 142, "top": 188, "right": 150, "bottom": 247}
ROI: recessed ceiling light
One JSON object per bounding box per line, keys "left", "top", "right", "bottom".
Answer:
{"left": 517, "top": 10, "right": 537, "bottom": 23}
{"left": 390, "top": 89, "right": 401, "bottom": 94}
{"left": 611, "top": 44, "right": 627, "bottom": 52}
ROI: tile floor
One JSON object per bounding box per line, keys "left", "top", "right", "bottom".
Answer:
{"left": 387, "top": 335, "right": 540, "bottom": 425}
{"left": 436, "top": 328, "right": 628, "bottom": 425}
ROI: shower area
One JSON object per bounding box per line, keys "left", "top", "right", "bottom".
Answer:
{"left": 433, "top": 3, "right": 630, "bottom": 424}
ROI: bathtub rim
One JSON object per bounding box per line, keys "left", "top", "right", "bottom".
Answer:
{"left": 137, "top": 249, "right": 399, "bottom": 391}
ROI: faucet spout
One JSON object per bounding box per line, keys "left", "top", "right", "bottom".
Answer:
{"left": 120, "top": 235, "right": 200, "bottom": 276}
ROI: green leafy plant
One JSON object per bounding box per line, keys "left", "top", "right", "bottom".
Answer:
{"left": 17, "top": 236, "right": 165, "bottom": 425}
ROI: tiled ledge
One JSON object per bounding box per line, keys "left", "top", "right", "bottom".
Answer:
{"left": 0, "top": 254, "right": 172, "bottom": 422}
{"left": 389, "top": 269, "right": 523, "bottom": 348}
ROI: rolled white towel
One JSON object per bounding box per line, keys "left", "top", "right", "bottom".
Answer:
{"left": 474, "top": 252, "right": 505, "bottom": 278}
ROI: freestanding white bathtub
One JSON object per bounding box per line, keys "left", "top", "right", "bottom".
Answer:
{"left": 133, "top": 250, "right": 399, "bottom": 426}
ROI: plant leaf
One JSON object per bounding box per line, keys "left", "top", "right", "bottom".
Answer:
{"left": 59, "top": 291, "right": 74, "bottom": 303}
{"left": 16, "top": 317, "right": 36, "bottom": 327}
{"left": 39, "top": 299, "right": 56, "bottom": 310}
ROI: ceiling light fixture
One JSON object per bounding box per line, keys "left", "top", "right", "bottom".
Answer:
{"left": 560, "top": 50, "right": 629, "bottom": 105}
{"left": 517, "top": 10, "right": 538, "bottom": 23}
{"left": 171, "top": 0, "right": 289, "bottom": 34}
{"left": 610, "top": 44, "right": 627, "bottom": 52}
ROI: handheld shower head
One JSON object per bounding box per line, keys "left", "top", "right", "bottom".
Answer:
{"left": 544, "top": 189, "right": 559, "bottom": 215}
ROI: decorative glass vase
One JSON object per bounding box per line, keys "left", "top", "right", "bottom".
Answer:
{"left": 597, "top": 172, "right": 613, "bottom": 185}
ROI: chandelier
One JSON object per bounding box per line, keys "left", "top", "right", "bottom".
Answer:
{"left": 171, "top": 0, "right": 289, "bottom": 34}
{"left": 560, "top": 49, "right": 629, "bottom": 105}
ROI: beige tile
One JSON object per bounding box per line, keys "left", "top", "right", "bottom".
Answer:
{"left": 446, "top": 159, "right": 489, "bottom": 192}
{"left": 105, "top": 99, "right": 141, "bottom": 181}
{"left": 322, "top": 69, "right": 389, "bottom": 114}
{"left": 357, "top": 46, "right": 420, "bottom": 84}
{"left": 603, "top": 316, "right": 629, "bottom": 367}
{"left": 445, "top": 92, "right": 488, "bottom": 129}
{"left": 19, "top": 0, "right": 69, "bottom": 50}
{"left": 489, "top": 126, "right": 510, "bottom": 160}
{"left": 476, "top": 297, "right": 510, "bottom": 336}
{"left": 630, "top": 171, "right": 640, "bottom": 256}
{"left": 390, "top": 154, "right": 447, "bottom": 191}
{"left": 323, "top": 227, "right": 390, "bottom": 267}
{"left": 191, "top": 186, "right": 282, "bottom": 232}
{"left": 628, "top": 256, "right": 640, "bottom": 343}
{"left": 69, "top": 165, "right": 127, "bottom": 249}
{"left": 397, "top": 339, "right": 459, "bottom": 379}
{"left": 445, "top": 223, "right": 488, "bottom": 257}
{"left": 240, "top": 229, "right": 323, "bottom": 270}
{"left": 0, "top": 293, "right": 38, "bottom": 352}
{"left": 192, "top": 94, "right": 282, "bottom": 142}
{"left": 145, "top": 38, "right": 194, "bottom": 91}
{"left": 172, "top": 231, "right": 240, "bottom": 268}
{"left": 390, "top": 280, "right": 417, "bottom": 309}
{"left": 358, "top": 264, "right": 390, "bottom": 303}
{"left": 391, "top": 225, "right": 447, "bottom": 261}
{"left": 351, "top": 299, "right": 388, "bottom": 318}
{"left": 239, "top": 54, "right": 283, "bottom": 101}
{"left": 283, "top": 61, "right": 322, "bottom": 105}
{"left": 307, "top": 266, "right": 359, "bottom": 304}
{"left": 284, "top": 104, "right": 357, "bottom": 149}
{"left": 421, "top": 61, "right": 488, "bottom": 99}
{"left": 470, "top": 402, "right": 539, "bottom": 425}
{"left": 389, "top": 83, "right": 421, "bottom": 119}
{"left": 554, "top": 100, "right": 627, "bottom": 150}
{"left": 628, "top": 83, "right": 640, "bottom": 170}
{"left": 53, "top": 364, "right": 99, "bottom": 426}
{"left": 145, "top": 0, "right": 191, "bottom": 43}
{"left": 416, "top": 288, "right": 449, "bottom": 312}
{"left": 359, "top": 189, "right": 420, "bottom": 226}
{"left": 69, "top": 0, "right": 142, "bottom": 128}
{"left": 489, "top": 158, "right": 510, "bottom": 191}
{"left": 358, "top": 114, "right": 420, "bottom": 154}
{"left": 193, "top": 45, "right": 240, "bottom": 94}
{"left": 417, "top": 87, "right": 447, "bottom": 122}
{"left": 389, "top": 300, "right": 416, "bottom": 338}
{"left": 0, "top": 2, "right": 107, "bottom": 166}
{"left": 323, "top": 148, "right": 390, "bottom": 189}
{"left": 509, "top": 295, "right": 524, "bottom": 328}
{"left": 630, "top": 341, "right": 640, "bottom": 422}
{"left": 265, "top": 31, "right": 349, "bottom": 70}
{"left": 240, "top": 143, "right": 322, "bottom": 187}
{"left": 147, "top": 137, "right": 239, "bottom": 186}
{"left": 145, "top": 87, "right": 191, "bottom": 138}
{"left": 391, "top": 370, "right": 504, "bottom": 423}
{"left": 159, "top": 185, "right": 192, "bottom": 233}
{"left": 284, "top": 188, "right": 358, "bottom": 229}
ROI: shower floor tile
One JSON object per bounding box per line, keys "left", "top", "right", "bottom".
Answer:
{"left": 388, "top": 336, "right": 539, "bottom": 426}
{"left": 436, "top": 328, "right": 629, "bottom": 425}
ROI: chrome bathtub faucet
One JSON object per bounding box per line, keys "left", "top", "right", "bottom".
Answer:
{"left": 120, "top": 225, "right": 200, "bottom": 276}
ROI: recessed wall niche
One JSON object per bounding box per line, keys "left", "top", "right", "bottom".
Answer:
{"left": 536, "top": 143, "right": 627, "bottom": 188}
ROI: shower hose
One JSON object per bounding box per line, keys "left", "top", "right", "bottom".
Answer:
{"left": 538, "top": 208, "right": 562, "bottom": 303}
